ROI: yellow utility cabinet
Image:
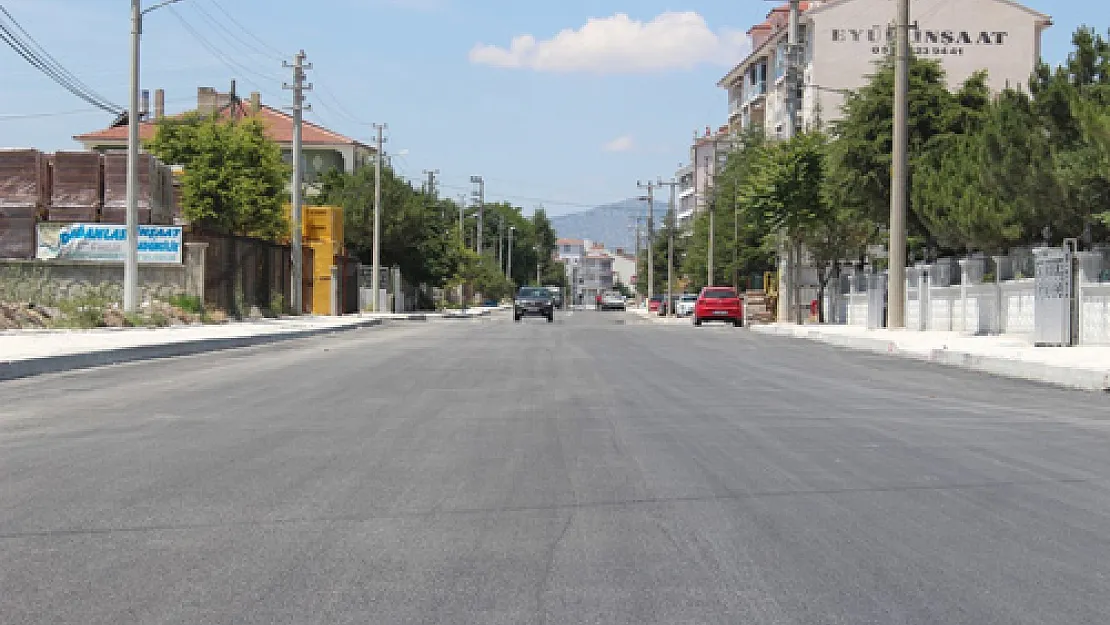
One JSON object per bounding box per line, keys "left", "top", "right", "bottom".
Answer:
{"left": 284, "top": 204, "right": 346, "bottom": 314}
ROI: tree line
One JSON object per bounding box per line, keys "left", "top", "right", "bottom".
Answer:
{"left": 667, "top": 27, "right": 1109, "bottom": 305}
{"left": 313, "top": 167, "right": 564, "bottom": 302}
{"left": 147, "top": 114, "right": 562, "bottom": 305}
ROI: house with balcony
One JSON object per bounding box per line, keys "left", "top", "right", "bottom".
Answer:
{"left": 678, "top": 125, "right": 740, "bottom": 223}
{"left": 580, "top": 251, "right": 615, "bottom": 302}
{"left": 676, "top": 163, "right": 696, "bottom": 228}
{"left": 718, "top": 0, "right": 1051, "bottom": 137}
{"left": 75, "top": 87, "right": 375, "bottom": 185}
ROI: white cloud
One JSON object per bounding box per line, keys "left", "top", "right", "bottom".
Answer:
{"left": 602, "top": 135, "right": 635, "bottom": 152}
{"left": 468, "top": 12, "right": 749, "bottom": 74}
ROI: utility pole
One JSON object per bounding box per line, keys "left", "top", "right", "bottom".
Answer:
{"left": 456, "top": 193, "right": 466, "bottom": 309}
{"left": 768, "top": 0, "right": 803, "bottom": 321}
{"left": 888, "top": 0, "right": 910, "bottom": 328}
{"left": 283, "top": 50, "right": 312, "bottom": 314}
{"left": 125, "top": 0, "right": 183, "bottom": 312}
{"left": 785, "top": 0, "right": 801, "bottom": 140}
{"left": 371, "top": 123, "right": 386, "bottom": 312}
{"left": 657, "top": 178, "right": 678, "bottom": 316}
{"left": 508, "top": 226, "right": 515, "bottom": 285}
{"left": 124, "top": 0, "right": 142, "bottom": 312}
{"left": 637, "top": 181, "right": 656, "bottom": 302}
{"left": 470, "top": 176, "right": 485, "bottom": 255}
{"left": 457, "top": 194, "right": 466, "bottom": 245}
{"left": 498, "top": 215, "right": 505, "bottom": 275}
{"left": 423, "top": 169, "right": 439, "bottom": 200}
{"left": 705, "top": 155, "right": 716, "bottom": 287}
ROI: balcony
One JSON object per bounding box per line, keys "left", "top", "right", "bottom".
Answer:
{"left": 744, "top": 81, "right": 767, "bottom": 105}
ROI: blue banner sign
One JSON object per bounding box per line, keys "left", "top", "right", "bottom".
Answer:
{"left": 36, "top": 223, "right": 183, "bottom": 264}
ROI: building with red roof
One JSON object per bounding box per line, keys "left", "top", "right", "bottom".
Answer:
{"left": 74, "top": 87, "right": 375, "bottom": 184}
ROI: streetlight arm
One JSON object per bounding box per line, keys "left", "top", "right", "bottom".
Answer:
{"left": 142, "top": 0, "right": 184, "bottom": 16}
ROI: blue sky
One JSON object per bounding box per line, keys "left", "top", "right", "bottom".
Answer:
{"left": 1, "top": 0, "right": 1104, "bottom": 216}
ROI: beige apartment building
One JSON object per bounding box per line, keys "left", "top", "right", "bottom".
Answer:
{"left": 719, "top": 0, "right": 1052, "bottom": 137}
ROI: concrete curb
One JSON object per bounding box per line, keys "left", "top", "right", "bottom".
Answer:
{"left": 750, "top": 325, "right": 1110, "bottom": 392}
{"left": 0, "top": 318, "right": 384, "bottom": 383}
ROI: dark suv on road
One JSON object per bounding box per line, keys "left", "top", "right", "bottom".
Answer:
{"left": 514, "top": 286, "right": 555, "bottom": 322}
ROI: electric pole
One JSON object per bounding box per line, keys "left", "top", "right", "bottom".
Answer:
{"left": 508, "top": 226, "right": 515, "bottom": 285}
{"left": 371, "top": 123, "right": 386, "bottom": 312}
{"left": 283, "top": 50, "right": 312, "bottom": 314}
{"left": 470, "top": 176, "right": 484, "bottom": 255}
{"left": 657, "top": 178, "right": 678, "bottom": 316}
{"left": 704, "top": 155, "right": 716, "bottom": 287}
{"left": 766, "top": 0, "right": 803, "bottom": 321}
{"left": 498, "top": 215, "right": 505, "bottom": 275}
{"left": 457, "top": 194, "right": 466, "bottom": 245}
{"left": 423, "top": 169, "right": 439, "bottom": 199}
{"left": 785, "top": 0, "right": 801, "bottom": 140}
{"left": 637, "top": 181, "right": 656, "bottom": 303}
{"left": 888, "top": 0, "right": 910, "bottom": 328}
{"left": 124, "top": 0, "right": 142, "bottom": 312}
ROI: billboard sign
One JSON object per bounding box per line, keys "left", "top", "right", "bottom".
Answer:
{"left": 36, "top": 223, "right": 183, "bottom": 264}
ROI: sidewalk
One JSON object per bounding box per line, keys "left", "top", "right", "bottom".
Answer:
{"left": 629, "top": 306, "right": 693, "bottom": 325}
{"left": 363, "top": 304, "right": 507, "bottom": 321}
{"left": 0, "top": 315, "right": 383, "bottom": 382}
{"left": 751, "top": 323, "right": 1110, "bottom": 392}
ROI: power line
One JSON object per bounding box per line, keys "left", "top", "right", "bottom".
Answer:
{"left": 435, "top": 182, "right": 602, "bottom": 209}
{"left": 166, "top": 5, "right": 282, "bottom": 94}
{"left": 204, "top": 0, "right": 288, "bottom": 59}
{"left": 189, "top": 0, "right": 283, "bottom": 63}
{"left": 0, "top": 97, "right": 195, "bottom": 122}
{"left": 313, "top": 80, "right": 366, "bottom": 125}
{"left": 0, "top": 5, "right": 122, "bottom": 114}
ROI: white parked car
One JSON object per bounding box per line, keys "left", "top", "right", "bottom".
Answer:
{"left": 600, "top": 291, "right": 626, "bottom": 311}
{"left": 675, "top": 293, "right": 698, "bottom": 317}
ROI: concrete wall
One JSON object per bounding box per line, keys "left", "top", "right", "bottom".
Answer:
{"left": 0, "top": 242, "right": 206, "bottom": 305}
{"left": 829, "top": 261, "right": 1110, "bottom": 346}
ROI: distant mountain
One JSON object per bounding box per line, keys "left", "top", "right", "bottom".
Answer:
{"left": 550, "top": 198, "right": 660, "bottom": 252}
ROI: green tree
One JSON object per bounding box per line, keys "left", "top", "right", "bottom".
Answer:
{"left": 825, "top": 57, "right": 973, "bottom": 251}
{"left": 147, "top": 114, "right": 288, "bottom": 239}
{"left": 682, "top": 130, "right": 776, "bottom": 292}
{"left": 313, "top": 166, "right": 457, "bottom": 287}
{"left": 1029, "top": 28, "right": 1110, "bottom": 240}
{"left": 744, "top": 131, "right": 866, "bottom": 321}
{"left": 450, "top": 246, "right": 513, "bottom": 302}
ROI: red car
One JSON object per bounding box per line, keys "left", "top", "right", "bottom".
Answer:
{"left": 647, "top": 295, "right": 664, "bottom": 313}
{"left": 693, "top": 287, "right": 743, "bottom": 327}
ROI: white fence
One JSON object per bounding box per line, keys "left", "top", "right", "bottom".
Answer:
{"left": 825, "top": 252, "right": 1110, "bottom": 346}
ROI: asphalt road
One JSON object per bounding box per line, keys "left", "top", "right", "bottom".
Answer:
{"left": 3, "top": 310, "right": 1110, "bottom": 624}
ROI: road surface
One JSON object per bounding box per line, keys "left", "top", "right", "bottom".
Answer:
{"left": 2, "top": 311, "right": 1110, "bottom": 624}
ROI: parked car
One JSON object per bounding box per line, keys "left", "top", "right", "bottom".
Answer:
{"left": 675, "top": 293, "right": 698, "bottom": 317}
{"left": 647, "top": 295, "right": 664, "bottom": 313}
{"left": 600, "top": 291, "right": 626, "bottom": 311}
{"left": 693, "top": 287, "right": 743, "bottom": 327}
{"left": 659, "top": 294, "right": 681, "bottom": 316}
{"left": 514, "top": 286, "right": 555, "bottom": 322}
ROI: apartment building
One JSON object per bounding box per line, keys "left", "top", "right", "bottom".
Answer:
{"left": 718, "top": 0, "right": 1052, "bottom": 137}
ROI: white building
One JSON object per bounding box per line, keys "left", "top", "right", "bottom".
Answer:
{"left": 609, "top": 249, "right": 637, "bottom": 289}
{"left": 719, "top": 0, "right": 1052, "bottom": 137}
{"left": 557, "top": 238, "right": 632, "bottom": 303}
{"left": 676, "top": 164, "right": 696, "bottom": 228}
{"left": 676, "top": 126, "right": 740, "bottom": 226}
{"left": 556, "top": 238, "right": 586, "bottom": 262}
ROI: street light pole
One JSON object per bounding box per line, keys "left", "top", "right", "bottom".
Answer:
{"left": 125, "top": 0, "right": 142, "bottom": 312}
{"left": 125, "top": 0, "right": 183, "bottom": 312}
